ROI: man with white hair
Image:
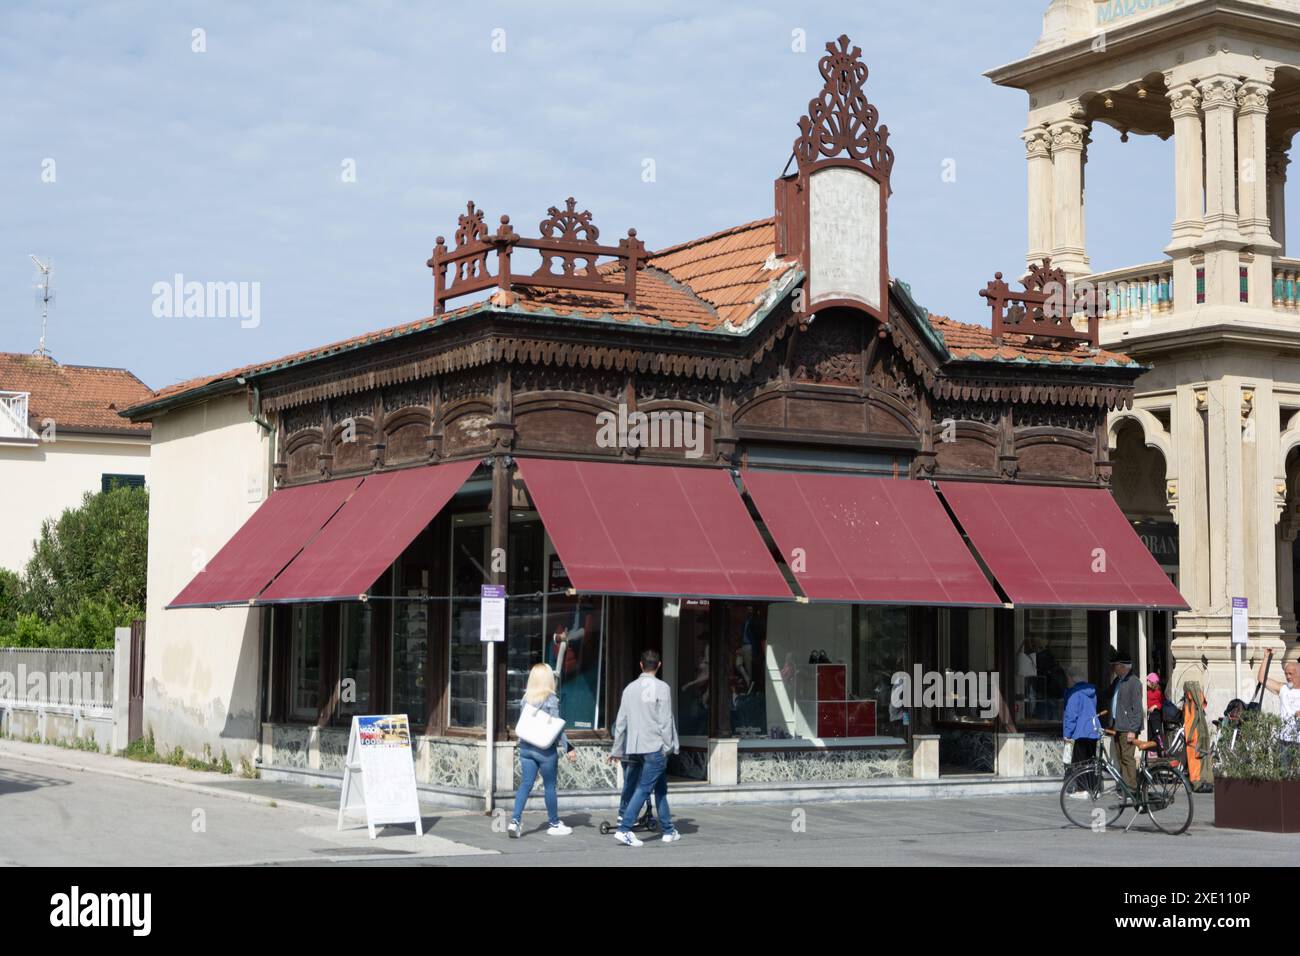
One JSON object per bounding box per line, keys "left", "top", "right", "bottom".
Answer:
{"left": 1256, "top": 655, "right": 1300, "bottom": 774}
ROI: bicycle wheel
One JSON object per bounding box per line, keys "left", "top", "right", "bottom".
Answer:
{"left": 1144, "top": 764, "right": 1194, "bottom": 835}
{"left": 1060, "top": 764, "right": 1125, "bottom": 830}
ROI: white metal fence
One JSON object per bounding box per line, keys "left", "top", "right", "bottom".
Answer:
{"left": 0, "top": 647, "right": 114, "bottom": 715}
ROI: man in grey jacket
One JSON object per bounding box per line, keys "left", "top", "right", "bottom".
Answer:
{"left": 611, "top": 650, "right": 680, "bottom": 847}
{"left": 1106, "top": 651, "right": 1144, "bottom": 790}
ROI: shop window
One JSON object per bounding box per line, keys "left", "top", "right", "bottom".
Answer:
{"left": 339, "top": 603, "right": 372, "bottom": 718}
{"left": 448, "top": 518, "right": 488, "bottom": 728}
{"left": 504, "top": 517, "right": 606, "bottom": 731}
{"left": 677, "top": 600, "right": 712, "bottom": 737}
{"left": 392, "top": 539, "right": 431, "bottom": 725}
{"left": 1015, "top": 609, "right": 1087, "bottom": 726}
{"left": 761, "top": 603, "right": 907, "bottom": 742}
{"left": 289, "top": 605, "right": 324, "bottom": 720}
{"left": 937, "top": 608, "right": 998, "bottom": 724}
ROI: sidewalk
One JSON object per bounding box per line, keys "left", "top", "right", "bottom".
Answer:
{"left": 0, "top": 737, "right": 357, "bottom": 820}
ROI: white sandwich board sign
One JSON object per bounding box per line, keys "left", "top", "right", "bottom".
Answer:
{"left": 337, "top": 714, "right": 423, "bottom": 839}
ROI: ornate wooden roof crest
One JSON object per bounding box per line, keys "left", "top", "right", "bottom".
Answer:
{"left": 792, "top": 34, "right": 894, "bottom": 178}
{"left": 979, "top": 258, "right": 1099, "bottom": 347}
{"left": 429, "top": 197, "right": 645, "bottom": 315}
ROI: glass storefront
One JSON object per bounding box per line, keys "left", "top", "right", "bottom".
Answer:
{"left": 339, "top": 603, "right": 372, "bottom": 717}
{"left": 1015, "top": 608, "right": 1086, "bottom": 727}
{"left": 290, "top": 604, "right": 324, "bottom": 720}
{"left": 759, "top": 603, "right": 907, "bottom": 743}
{"left": 449, "top": 518, "right": 488, "bottom": 728}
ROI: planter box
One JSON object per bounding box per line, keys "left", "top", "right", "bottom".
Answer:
{"left": 1214, "top": 777, "right": 1300, "bottom": 833}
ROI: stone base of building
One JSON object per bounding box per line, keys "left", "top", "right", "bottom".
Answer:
{"left": 259, "top": 723, "right": 1071, "bottom": 804}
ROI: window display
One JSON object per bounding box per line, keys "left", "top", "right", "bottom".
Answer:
{"left": 449, "top": 519, "right": 488, "bottom": 728}
{"left": 1016, "top": 608, "right": 1086, "bottom": 726}
{"left": 290, "top": 604, "right": 324, "bottom": 720}
{"left": 937, "top": 608, "right": 997, "bottom": 724}
{"left": 677, "top": 600, "right": 711, "bottom": 737}
{"left": 339, "top": 603, "right": 372, "bottom": 717}
{"left": 760, "top": 603, "right": 906, "bottom": 742}
{"left": 392, "top": 538, "right": 431, "bottom": 725}
{"left": 542, "top": 556, "right": 604, "bottom": 731}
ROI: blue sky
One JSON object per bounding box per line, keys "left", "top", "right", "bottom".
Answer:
{"left": 1, "top": 1, "right": 1181, "bottom": 390}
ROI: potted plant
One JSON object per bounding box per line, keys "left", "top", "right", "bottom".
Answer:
{"left": 1213, "top": 713, "right": 1300, "bottom": 833}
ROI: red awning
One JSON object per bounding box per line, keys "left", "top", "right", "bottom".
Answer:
{"left": 937, "top": 482, "right": 1188, "bottom": 610}
{"left": 515, "top": 458, "right": 792, "bottom": 599}
{"left": 168, "top": 477, "right": 362, "bottom": 609}
{"left": 259, "top": 459, "right": 478, "bottom": 603}
{"left": 743, "top": 471, "right": 1001, "bottom": 606}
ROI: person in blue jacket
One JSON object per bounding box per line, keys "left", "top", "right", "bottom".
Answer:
{"left": 1062, "top": 666, "right": 1100, "bottom": 777}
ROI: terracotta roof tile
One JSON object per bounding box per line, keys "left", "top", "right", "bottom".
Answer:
{"left": 924, "top": 314, "right": 1137, "bottom": 367}
{"left": 0, "top": 353, "right": 152, "bottom": 435}
{"left": 123, "top": 218, "right": 1136, "bottom": 419}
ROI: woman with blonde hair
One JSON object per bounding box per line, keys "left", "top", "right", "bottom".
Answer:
{"left": 509, "top": 662, "right": 576, "bottom": 837}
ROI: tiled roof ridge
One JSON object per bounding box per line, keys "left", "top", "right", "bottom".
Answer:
{"left": 648, "top": 216, "right": 775, "bottom": 259}
{"left": 640, "top": 265, "right": 720, "bottom": 319}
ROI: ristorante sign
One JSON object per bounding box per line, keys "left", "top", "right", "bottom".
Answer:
{"left": 1096, "top": 0, "right": 1175, "bottom": 27}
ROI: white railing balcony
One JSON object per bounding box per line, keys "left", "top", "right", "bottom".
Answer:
{"left": 0, "top": 390, "right": 38, "bottom": 441}
{"left": 1273, "top": 258, "right": 1300, "bottom": 312}
{"left": 1074, "top": 261, "right": 1175, "bottom": 322}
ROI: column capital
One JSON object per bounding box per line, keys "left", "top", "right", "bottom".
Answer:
{"left": 1048, "top": 119, "right": 1088, "bottom": 152}
{"left": 1022, "top": 127, "right": 1052, "bottom": 159}
{"left": 1166, "top": 82, "right": 1201, "bottom": 118}
{"left": 1237, "top": 80, "right": 1272, "bottom": 115}
{"left": 1268, "top": 144, "right": 1291, "bottom": 182}
{"left": 1197, "top": 75, "right": 1240, "bottom": 108}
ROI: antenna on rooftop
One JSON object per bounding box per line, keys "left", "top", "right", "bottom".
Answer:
{"left": 30, "top": 256, "right": 54, "bottom": 359}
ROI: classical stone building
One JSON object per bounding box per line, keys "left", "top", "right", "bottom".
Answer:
{"left": 989, "top": 0, "right": 1300, "bottom": 716}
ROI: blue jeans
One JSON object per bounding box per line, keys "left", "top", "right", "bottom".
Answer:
{"left": 618, "top": 756, "right": 666, "bottom": 824}
{"left": 513, "top": 742, "right": 560, "bottom": 827}
{"left": 618, "top": 750, "right": 673, "bottom": 835}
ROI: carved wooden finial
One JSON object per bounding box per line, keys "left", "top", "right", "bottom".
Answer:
{"left": 792, "top": 34, "right": 894, "bottom": 177}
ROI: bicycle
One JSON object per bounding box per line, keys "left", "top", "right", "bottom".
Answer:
{"left": 1059, "top": 725, "right": 1194, "bottom": 835}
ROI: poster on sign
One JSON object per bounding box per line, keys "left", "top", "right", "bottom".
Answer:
{"left": 337, "top": 714, "right": 423, "bottom": 839}
{"left": 481, "top": 584, "right": 505, "bottom": 642}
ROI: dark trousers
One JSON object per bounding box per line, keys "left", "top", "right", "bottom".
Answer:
{"left": 1069, "top": 737, "right": 1098, "bottom": 789}
{"left": 1114, "top": 733, "right": 1138, "bottom": 790}
{"left": 618, "top": 755, "right": 665, "bottom": 823}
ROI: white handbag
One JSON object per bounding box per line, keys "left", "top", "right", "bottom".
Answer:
{"left": 516, "top": 701, "right": 566, "bottom": 749}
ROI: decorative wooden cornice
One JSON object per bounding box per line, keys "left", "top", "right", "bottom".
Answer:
{"left": 793, "top": 34, "right": 894, "bottom": 178}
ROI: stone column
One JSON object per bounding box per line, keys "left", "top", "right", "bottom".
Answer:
{"left": 1166, "top": 81, "right": 1204, "bottom": 247}
{"left": 1023, "top": 127, "right": 1054, "bottom": 269}
{"left": 1279, "top": 523, "right": 1298, "bottom": 641}
{"left": 1236, "top": 80, "right": 1274, "bottom": 246}
{"left": 1198, "top": 76, "right": 1241, "bottom": 242}
{"left": 1049, "top": 118, "right": 1090, "bottom": 277}
{"left": 1268, "top": 145, "right": 1289, "bottom": 256}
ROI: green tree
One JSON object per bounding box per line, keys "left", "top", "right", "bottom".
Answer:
{"left": 22, "top": 486, "right": 148, "bottom": 622}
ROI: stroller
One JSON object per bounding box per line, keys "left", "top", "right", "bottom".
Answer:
{"left": 598, "top": 754, "right": 661, "bottom": 835}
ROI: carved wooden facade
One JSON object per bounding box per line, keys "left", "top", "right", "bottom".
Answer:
{"left": 257, "top": 283, "right": 1135, "bottom": 489}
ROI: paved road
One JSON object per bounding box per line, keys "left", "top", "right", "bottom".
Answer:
{"left": 2, "top": 751, "right": 1298, "bottom": 866}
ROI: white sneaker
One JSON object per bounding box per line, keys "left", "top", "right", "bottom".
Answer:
{"left": 614, "top": 830, "right": 643, "bottom": 847}
{"left": 507, "top": 820, "right": 521, "bottom": 838}
{"left": 547, "top": 823, "right": 572, "bottom": 836}
{"left": 661, "top": 831, "right": 682, "bottom": 844}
